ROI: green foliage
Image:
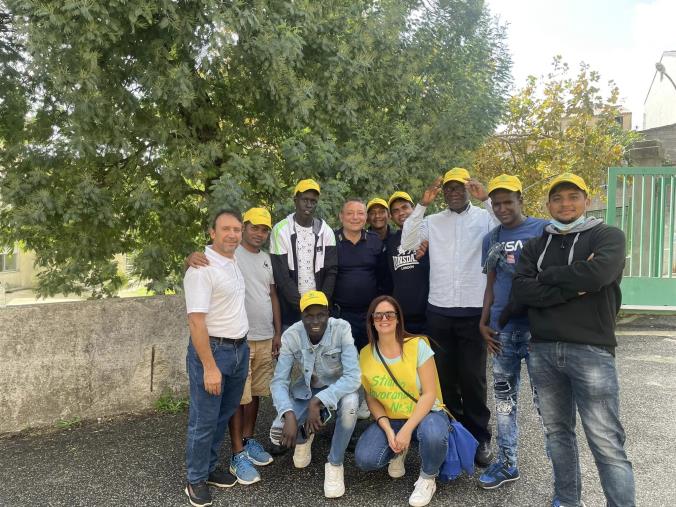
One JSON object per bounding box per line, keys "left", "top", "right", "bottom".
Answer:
{"left": 472, "top": 57, "right": 642, "bottom": 216}
{"left": 55, "top": 416, "right": 81, "bottom": 429}
{"left": 155, "top": 391, "right": 189, "bottom": 414}
{"left": 0, "top": 0, "right": 511, "bottom": 295}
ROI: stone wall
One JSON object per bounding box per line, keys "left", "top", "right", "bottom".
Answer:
{"left": 0, "top": 296, "right": 189, "bottom": 434}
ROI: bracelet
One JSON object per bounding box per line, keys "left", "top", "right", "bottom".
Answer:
{"left": 376, "top": 415, "right": 389, "bottom": 425}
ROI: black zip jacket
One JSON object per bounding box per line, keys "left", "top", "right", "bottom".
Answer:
{"left": 512, "top": 221, "right": 625, "bottom": 350}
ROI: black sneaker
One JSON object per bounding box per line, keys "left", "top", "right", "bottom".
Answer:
{"left": 184, "top": 482, "right": 213, "bottom": 507}
{"left": 268, "top": 442, "right": 288, "bottom": 456}
{"left": 474, "top": 441, "right": 494, "bottom": 468}
{"left": 207, "top": 468, "right": 237, "bottom": 488}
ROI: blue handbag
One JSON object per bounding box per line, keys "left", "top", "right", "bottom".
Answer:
{"left": 438, "top": 412, "right": 478, "bottom": 482}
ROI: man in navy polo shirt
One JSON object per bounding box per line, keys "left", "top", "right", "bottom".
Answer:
{"left": 332, "top": 198, "right": 388, "bottom": 351}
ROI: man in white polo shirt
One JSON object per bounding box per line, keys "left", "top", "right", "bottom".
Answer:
{"left": 183, "top": 209, "right": 250, "bottom": 507}
{"left": 401, "top": 167, "right": 498, "bottom": 468}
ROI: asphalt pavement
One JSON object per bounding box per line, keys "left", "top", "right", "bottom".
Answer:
{"left": 1, "top": 315, "right": 675, "bottom": 507}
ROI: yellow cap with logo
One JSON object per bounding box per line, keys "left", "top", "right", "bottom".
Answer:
{"left": 442, "top": 167, "right": 471, "bottom": 185}
{"left": 487, "top": 174, "right": 523, "bottom": 195}
{"left": 547, "top": 173, "right": 589, "bottom": 195}
{"left": 242, "top": 207, "right": 272, "bottom": 228}
{"left": 294, "top": 179, "right": 321, "bottom": 195}
{"left": 387, "top": 191, "right": 414, "bottom": 208}
{"left": 299, "top": 290, "right": 329, "bottom": 312}
{"left": 366, "top": 197, "right": 388, "bottom": 212}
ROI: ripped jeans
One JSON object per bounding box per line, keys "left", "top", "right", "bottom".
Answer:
{"left": 492, "top": 330, "right": 532, "bottom": 468}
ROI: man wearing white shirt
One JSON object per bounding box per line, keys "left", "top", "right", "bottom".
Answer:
{"left": 400, "top": 167, "right": 498, "bottom": 468}
{"left": 183, "top": 209, "right": 250, "bottom": 507}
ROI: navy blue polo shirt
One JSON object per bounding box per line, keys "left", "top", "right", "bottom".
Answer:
{"left": 333, "top": 228, "right": 386, "bottom": 311}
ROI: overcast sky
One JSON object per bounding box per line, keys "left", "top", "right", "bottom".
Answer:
{"left": 485, "top": 0, "right": 676, "bottom": 129}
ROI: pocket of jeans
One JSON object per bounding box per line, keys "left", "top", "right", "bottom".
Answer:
{"left": 585, "top": 344, "right": 612, "bottom": 357}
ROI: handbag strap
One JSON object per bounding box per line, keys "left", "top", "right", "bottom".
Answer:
{"left": 374, "top": 342, "right": 456, "bottom": 421}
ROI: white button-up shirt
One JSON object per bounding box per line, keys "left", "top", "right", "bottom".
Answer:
{"left": 401, "top": 203, "right": 498, "bottom": 309}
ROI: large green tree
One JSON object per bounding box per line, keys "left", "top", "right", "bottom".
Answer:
{"left": 472, "top": 57, "right": 641, "bottom": 216}
{"left": 1, "top": 0, "right": 510, "bottom": 296}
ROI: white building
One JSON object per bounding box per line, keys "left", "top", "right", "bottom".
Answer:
{"left": 644, "top": 50, "right": 676, "bottom": 129}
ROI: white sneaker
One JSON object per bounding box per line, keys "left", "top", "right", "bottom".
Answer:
{"left": 357, "top": 399, "right": 371, "bottom": 420}
{"left": 293, "top": 433, "right": 314, "bottom": 468}
{"left": 388, "top": 447, "right": 409, "bottom": 478}
{"left": 324, "top": 462, "right": 345, "bottom": 498}
{"left": 409, "top": 475, "right": 437, "bottom": 507}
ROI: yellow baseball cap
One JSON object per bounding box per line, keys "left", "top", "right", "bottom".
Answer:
{"left": 442, "top": 167, "right": 471, "bottom": 185}
{"left": 242, "top": 207, "right": 272, "bottom": 228}
{"left": 299, "top": 290, "right": 329, "bottom": 312}
{"left": 547, "top": 172, "right": 589, "bottom": 195}
{"left": 387, "top": 191, "right": 414, "bottom": 208}
{"left": 294, "top": 179, "right": 321, "bottom": 195}
{"left": 487, "top": 174, "right": 523, "bottom": 194}
{"left": 366, "top": 197, "right": 388, "bottom": 212}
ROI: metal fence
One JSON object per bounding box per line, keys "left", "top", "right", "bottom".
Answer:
{"left": 606, "top": 167, "right": 676, "bottom": 306}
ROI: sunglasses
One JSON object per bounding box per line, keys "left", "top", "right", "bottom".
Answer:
{"left": 372, "top": 311, "right": 398, "bottom": 322}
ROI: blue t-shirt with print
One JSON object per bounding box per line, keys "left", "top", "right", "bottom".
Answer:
{"left": 481, "top": 217, "right": 547, "bottom": 332}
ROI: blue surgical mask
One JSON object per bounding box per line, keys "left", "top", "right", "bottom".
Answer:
{"left": 550, "top": 215, "right": 587, "bottom": 232}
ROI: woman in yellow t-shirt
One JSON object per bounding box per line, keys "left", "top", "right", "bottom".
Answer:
{"left": 355, "top": 295, "right": 450, "bottom": 507}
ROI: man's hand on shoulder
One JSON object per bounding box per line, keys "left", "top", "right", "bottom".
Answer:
{"left": 187, "top": 251, "right": 210, "bottom": 268}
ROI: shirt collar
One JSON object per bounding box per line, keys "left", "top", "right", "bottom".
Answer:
{"left": 447, "top": 202, "right": 471, "bottom": 215}
{"left": 336, "top": 228, "right": 367, "bottom": 243}
{"left": 205, "top": 245, "right": 235, "bottom": 268}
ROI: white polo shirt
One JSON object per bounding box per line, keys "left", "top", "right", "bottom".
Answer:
{"left": 401, "top": 203, "right": 498, "bottom": 309}
{"left": 184, "top": 245, "right": 248, "bottom": 338}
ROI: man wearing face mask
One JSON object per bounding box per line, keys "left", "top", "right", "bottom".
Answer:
{"left": 270, "top": 290, "right": 361, "bottom": 499}
{"left": 400, "top": 167, "right": 497, "bottom": 468}
{"left": 512, "top": 173, "right": 635, "bottom": 507}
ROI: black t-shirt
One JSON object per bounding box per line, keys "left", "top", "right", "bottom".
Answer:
{"left": 386, "top": 229, "right": 430, "bottom": 322}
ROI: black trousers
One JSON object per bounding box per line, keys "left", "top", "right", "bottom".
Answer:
{"left": 426, "top": 310, "right": 491, "bottom": 444}
{"left": 333, "top": 306, "right": 369, "bottom": 351}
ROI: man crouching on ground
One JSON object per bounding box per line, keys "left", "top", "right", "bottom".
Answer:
{"left": 270, "top": 290, "right": 361, "bottom": 498}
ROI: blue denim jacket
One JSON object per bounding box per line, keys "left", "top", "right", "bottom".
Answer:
{"left": 270, "top": 317, "right": 361, "bottom": 415}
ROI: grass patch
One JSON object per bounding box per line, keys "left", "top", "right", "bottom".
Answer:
{"left": 155, "top": 391, "right": 189, "bottom": 414}
{"left": 55, "top": 416, "right": 81, "bottom": 429}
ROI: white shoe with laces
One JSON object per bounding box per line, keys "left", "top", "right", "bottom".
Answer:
{"left": 409, "top": 475, "right": 437, "bottom": 507}
{"left": 388, "top": 447, "right": 409, "bottom": 478}
{"left": 293, "top": 433, "right": 314, "bottom": 468}
{"left": 324, "top": 462, "right": 345, "bottom": 498}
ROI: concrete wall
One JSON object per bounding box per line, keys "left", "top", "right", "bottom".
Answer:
{"left": 0, "top": 295, "right": 189, "bottom": 434}
{"left": 641, "top": 123, "right": 676, "bottom": 165}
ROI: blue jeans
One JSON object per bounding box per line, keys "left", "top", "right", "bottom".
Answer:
{"left": 272, "top": 387, "right": 359, "bottom": 465}
{"left": 492, "top": 330, "right": 531, "bottom": 468}
{"left": 354, "top": 411, "right": 450, "bottom": 478}
{"left": 185, "top": 339, "right": 249, "bottom": 483}
{"left": 529, "top": 342, "right": 635, "bottom": 507}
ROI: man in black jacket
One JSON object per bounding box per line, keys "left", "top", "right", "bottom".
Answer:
{"left": 512, "top": 173, "right": 635, "bottom": 507}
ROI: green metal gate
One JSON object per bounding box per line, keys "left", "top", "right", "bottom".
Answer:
{"left": 606, "top": 167, "right": 676, "bottom": 307}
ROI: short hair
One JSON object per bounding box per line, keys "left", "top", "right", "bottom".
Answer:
{"left": 548, "top": 182, "right": 587, "bottom": 199}
{"left": 341, "top": 198, "right": 365, "bottom": 211}
{"left": 210, "top": 209, "right": 242, "bottom": 230}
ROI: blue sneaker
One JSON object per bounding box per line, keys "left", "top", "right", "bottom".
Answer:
{"left": 478, "top": 461, "right": 520, "bottom": 490}
{"left": 244, "top": 438, "right": 273, "bottom": 466}
{"left": 229, "top": 451, "right": 260, "bottom": 485}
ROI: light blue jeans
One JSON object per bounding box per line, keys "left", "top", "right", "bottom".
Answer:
{"left": 492, "top": 330, "right": 531, "bottom": 468}
{"left": 354, "top": 411, "right": 450, "bottom": 479}
{"left": 272, "top": 387, "right": 359, "bottom": 465}
{"left": 185, "top": 339, "right": 249, "bottom": 483}
{"left": 529, "top": 342, "right": 635, "bottom": 507}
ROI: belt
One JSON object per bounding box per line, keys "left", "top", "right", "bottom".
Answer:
{"left": 209, "top": 335, "right": 247, "bottom": 345}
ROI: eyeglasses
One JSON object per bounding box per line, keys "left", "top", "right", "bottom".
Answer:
{"left": 372, "top": 311, "right": 398, "bottom": 322}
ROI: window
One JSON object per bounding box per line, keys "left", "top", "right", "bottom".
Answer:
{"left": 1, "top": 248, "right": 17, "bottom": 272}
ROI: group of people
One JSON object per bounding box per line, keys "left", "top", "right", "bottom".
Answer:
{"left": 181, "top": 169, "right": 636, "bottom": 507}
